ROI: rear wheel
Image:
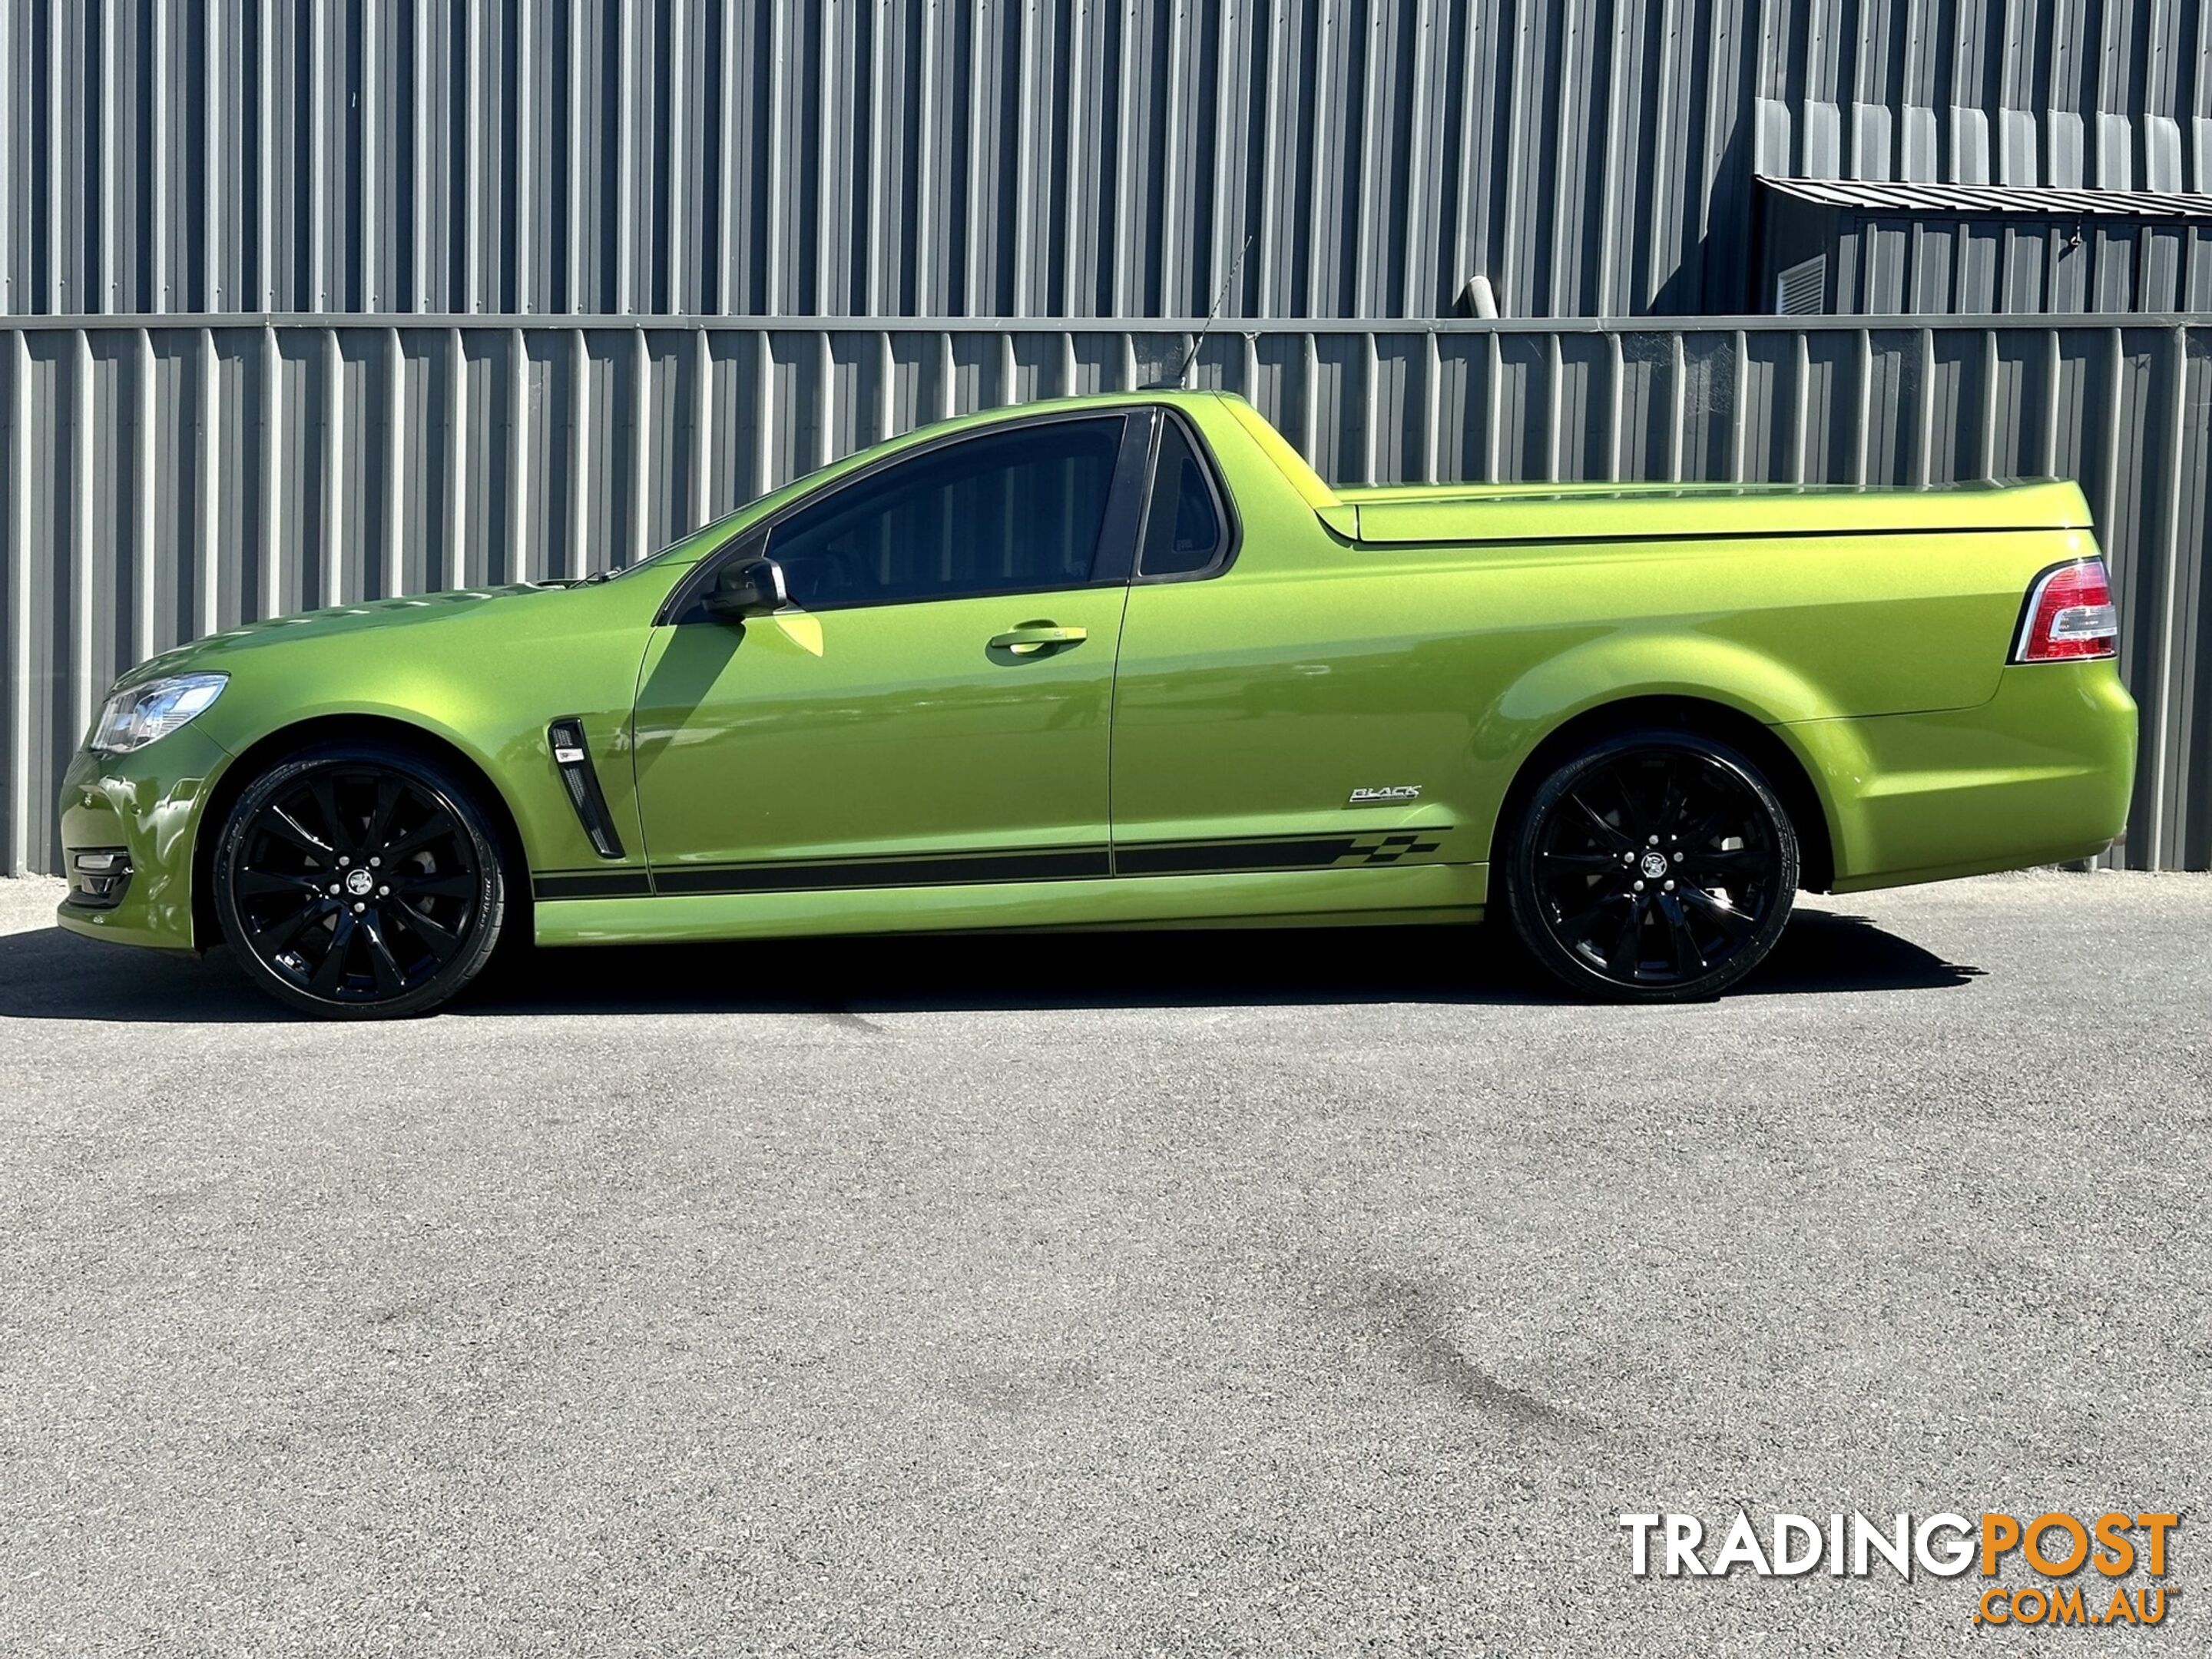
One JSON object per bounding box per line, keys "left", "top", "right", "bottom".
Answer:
{"left": 213, "top": 742, "right": 509, "bottom": 1018}
{"left": 1502, "top": 729, "right": 1798, "bottom": 1001}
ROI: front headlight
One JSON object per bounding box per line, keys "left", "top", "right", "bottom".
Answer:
{"left": 89, "top": 671, "right": 228, "bottom": 753}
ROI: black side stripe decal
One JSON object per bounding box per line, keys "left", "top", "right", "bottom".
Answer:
{"left": 532, "top": 832, "right": 1451, "bottom": 901}
{"left": 1115, "top": 831, "right": 1442, "bottom": 876}
{"left": 655, "top": 847, "right": 1111, "bottom": 896}
{"left": 534, "top": 870, "right": 654, "bottom": 899}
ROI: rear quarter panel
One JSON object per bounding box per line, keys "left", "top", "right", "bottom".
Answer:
{"left": 1131, "top": 402, "right": 2113, "bottom": 884}
{"left": 1391, "top": 526, "right": 2078, "bottom": 727}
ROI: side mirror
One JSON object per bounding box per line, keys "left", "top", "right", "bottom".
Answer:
{"left": 702, "top": 555, "right": 789, "bottom": 622}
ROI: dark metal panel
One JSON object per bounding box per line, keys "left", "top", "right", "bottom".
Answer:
{"left": 2049, "top": 224, "right": 2092, "bottom": 310}
{"left": 1909, "top": 221, "right": 1955, "bottom": 313}
{"left": 2141, "top": 223, "right": 2187, "bottom": 310}
{"left": 2092, "top": 225, "right": 2138, "bottom": 310}
{"left": 1998, "top": 221, "right": 2048, "bottom": 313}
{"left": 1954, "top": 221, "right": 2002, "bottom": 313}
{"left": 5, "top": 1, "right": 2208, "bottom": 322}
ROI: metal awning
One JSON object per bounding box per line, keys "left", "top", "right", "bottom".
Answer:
{"left": 1756, "top": 175, "right": 2212, "bottom": 220}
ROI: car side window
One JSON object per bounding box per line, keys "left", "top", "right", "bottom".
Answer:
{"left": 1137, "top": 417, "right": 1226, "bottom": 578}
{"left": 763, "top": 417, "right": 1124, "bottom": 609}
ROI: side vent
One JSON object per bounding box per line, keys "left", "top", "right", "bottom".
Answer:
{"left": 548, "top": 717, "right": 627, "bottom": 859}
{"left": 1774, "top": 254, "right": 1828, "bottom": 316}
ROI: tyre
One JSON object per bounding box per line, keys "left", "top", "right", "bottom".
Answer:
{"left": 1501, "top": 728, "right": 1799, "bottom": 1002}
{"left": 212, "top": 740, "right": 510, "bottom": 1018}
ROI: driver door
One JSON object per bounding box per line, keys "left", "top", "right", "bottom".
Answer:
{"left": 631, "top": 412, "right": 1150, "bottom": 891}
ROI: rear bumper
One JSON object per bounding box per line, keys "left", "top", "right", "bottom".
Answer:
{"left": 53, "top": 727, "right": 235, "bottom": 952}
{"left": 1786, "top": 662, "right": 2137, "bottom": 893}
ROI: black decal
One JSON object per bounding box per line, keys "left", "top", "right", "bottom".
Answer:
{"left": 654, "top": 846, "right": 1112, "bottom": 896}
{"left": 533, "top": 870, "right": 654, "bottom": 899}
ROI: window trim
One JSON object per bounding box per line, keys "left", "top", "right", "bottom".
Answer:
{"left": 1131, "top": 406, "right": 1242, "bottom": 585}
{"left": 657, "top": 409, "right": 1150, "bottom": 625}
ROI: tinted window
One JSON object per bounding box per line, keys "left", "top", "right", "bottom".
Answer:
{"left": 765, "top": 419, "right": 1123, "bottom": 608}
{"left": 1138, "top": 419, "right": 1224, "bottom": 578}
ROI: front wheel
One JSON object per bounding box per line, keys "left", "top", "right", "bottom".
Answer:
{"left": 212, "top": 741, "right": 510, "bottom": 1018}
{"left": 1501, "top": 730, "right": 1799, "bottom": 1002}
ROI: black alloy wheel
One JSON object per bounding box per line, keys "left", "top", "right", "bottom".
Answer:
{"left": 214, "top": 742, "right": 508, "bottom": 1018}
{"left": 1503, "top": 730, "right": 1799, "bottom": 1001}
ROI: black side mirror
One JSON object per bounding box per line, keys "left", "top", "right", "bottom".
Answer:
{"left": 702, "top": 556, "right": 789, "bottom": 622}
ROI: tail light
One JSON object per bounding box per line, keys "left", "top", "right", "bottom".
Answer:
{"left": 2012, "top": 558, "right": 2118, "bottom": 663}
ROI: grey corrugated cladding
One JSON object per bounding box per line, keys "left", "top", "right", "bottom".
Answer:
{"left": 5, "top": 0, "right": 2207, "bottom": 322}
{"left": 1836, "top": 214, "right": 2212, "bottom": 314}
{"left": 4, "top": 316, "right": 2206, "bottom": 877}
{"left": 1758, "top": 177, "right": 2212, "bottom": 314}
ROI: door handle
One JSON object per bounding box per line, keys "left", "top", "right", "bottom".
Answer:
{"left": 988, "top": 623, "right": 1087, "bottom": 656}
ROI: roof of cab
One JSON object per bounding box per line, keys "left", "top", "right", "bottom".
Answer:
{"left": 681, "top": 389, "right": 1363, "bottom": 550}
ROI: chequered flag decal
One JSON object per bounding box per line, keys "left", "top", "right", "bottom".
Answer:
{"left": 1341, "top": 833, "right": 1442, "bottom": 866}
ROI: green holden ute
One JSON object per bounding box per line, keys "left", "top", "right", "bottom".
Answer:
{"left": 58, "top": 390, "right": 2136, "bottom": 1017}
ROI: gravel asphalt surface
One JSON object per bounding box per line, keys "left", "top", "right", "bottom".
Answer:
{"left": 2, "top": 869, "right": 2207, "bottom": 1657}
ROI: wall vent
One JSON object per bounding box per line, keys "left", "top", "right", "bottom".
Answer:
{"left": 1775, "top": 254, "right": 1829, "bottom": 315}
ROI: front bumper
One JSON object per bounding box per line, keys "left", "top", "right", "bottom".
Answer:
{"left": 1787, "top": 661, "right": 2137, "bottom": 892}
{"left": 55, "top": 725, "right": 237, "bottom": 952}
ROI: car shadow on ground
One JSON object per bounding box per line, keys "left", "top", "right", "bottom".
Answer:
{"left": 0, "top": 909, "right": 1982, "bottom": 1024}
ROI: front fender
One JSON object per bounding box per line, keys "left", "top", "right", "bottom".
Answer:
{"left": 175, "top": 582, "right": 664, "bottom": 885}
{"left": 197, "top": 679, "right": 640, "bottom": 883}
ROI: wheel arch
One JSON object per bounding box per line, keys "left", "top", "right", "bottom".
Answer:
{"left": 1487, "top": 695, "right": 1838, "bottom": 892}
{"left": 191, "top": 713, "right": 531, "bottom": 950}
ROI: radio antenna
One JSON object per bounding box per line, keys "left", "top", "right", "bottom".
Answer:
{"left": 1147, "top": 232, "right": 1255, "bottom": 391}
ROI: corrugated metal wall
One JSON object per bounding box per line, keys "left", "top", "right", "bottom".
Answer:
{"left": 5, "top": 0, "right": 2207, "bottom": 323}
{"left": 4, "top": 314, "right": 2205, "bottom": 876}
{"left": 1831, "top": 214, "right": 2212, "bottom": 315}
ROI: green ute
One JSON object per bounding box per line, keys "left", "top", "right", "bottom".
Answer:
{"left": 57, "top": 389, "right": 2136, "bottom": 1016}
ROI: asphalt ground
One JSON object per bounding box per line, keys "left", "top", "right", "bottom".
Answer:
{"left": 1, "top": 869, "right": 2207, "bottom": 1657}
